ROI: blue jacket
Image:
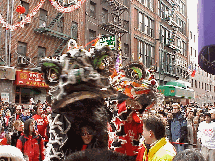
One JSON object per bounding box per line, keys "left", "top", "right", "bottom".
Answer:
{"left": 170, "top": 112, "right": 188, "bottom": 143}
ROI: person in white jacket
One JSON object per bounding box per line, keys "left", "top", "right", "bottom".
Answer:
{"left": 197, "top": 112, "right": 215, "bottom": 161}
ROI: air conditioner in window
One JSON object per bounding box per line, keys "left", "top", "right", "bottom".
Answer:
{"left": 18, "top": 56, "right": 28, "bottom": 65}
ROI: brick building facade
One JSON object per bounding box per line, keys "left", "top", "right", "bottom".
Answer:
{"left": 0, "top": 0, "right": 86, "bottom": 104}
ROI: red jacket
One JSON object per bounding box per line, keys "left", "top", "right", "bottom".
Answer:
{"left": 16, "top": 134, "right": 45, "bottom": 161}
{"left": 32, "top": 114, "right": 48, "bottom": 138}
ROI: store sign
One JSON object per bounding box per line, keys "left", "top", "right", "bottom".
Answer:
{"left": 99, "top": 36, "right": 116, "bottom": 50}
{"left": 15, "top": 70, "right": 48, "bottom": 88}
{"left": 1, "top": 93, "right": 9, "bottom": 103}
{"left": 0, "top": 66, "right": 15, "bottom": 80}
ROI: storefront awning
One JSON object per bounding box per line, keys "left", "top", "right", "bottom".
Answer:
{"left": 158, "top": 84, "right": 195, "bottom": 99}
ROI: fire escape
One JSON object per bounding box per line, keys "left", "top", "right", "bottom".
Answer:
{"left": 34, "top": 12, "right": 71, "bottom": 55}
{"left": 164, "top": 1, "right": 181, "bottom": 52}
{"left": 100, "top": 0, "right": 129, "bottom": 37}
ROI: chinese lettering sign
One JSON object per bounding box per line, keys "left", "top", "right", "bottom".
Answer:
{"left": 99, "top": 35, "right": 116, "bottom": 50}
{"left": 15, "top": 70, "right": 48, "bottom": 88}
{"left": 1, "top": 93, "right": 9, "bottom": 103}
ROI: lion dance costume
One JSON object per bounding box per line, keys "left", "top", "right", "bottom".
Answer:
{"left": 41, "top": 39, "right": 160, "bottom": 160}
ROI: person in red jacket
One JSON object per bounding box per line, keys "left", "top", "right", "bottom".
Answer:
{"left": 16, "top": 119, "right": 45, "bottom": 161}
{"left": 32, "top": 106, "right": 48, "bottom": 139}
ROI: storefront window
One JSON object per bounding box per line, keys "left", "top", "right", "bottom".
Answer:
{"left": 15, "top": 87, "right": 42, "bottom": 104}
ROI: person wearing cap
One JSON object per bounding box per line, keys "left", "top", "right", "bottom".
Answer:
{"left": 197, "top": 112, "right": 215, "bottom": 161}
{"left": 169, "top": 103, "right": 188, "bottom": 153}
{"left": 209, "top": 109, "right": 215, "bottom": 122}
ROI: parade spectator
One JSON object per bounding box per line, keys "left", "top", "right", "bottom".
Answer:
{"left": 173, "top": 149, "right": 205, "bottom": 161}
{"left": 193, "top": 116, "right": 200, "bottom": 149}
{"left": 32, "top": 105, "right": 48, "bottom": 139}
{"left": 16, "top": 119, "right": 45, "bottom": 161}
{"left": 21, "top": 108, "right": 32, "bottom": 122}
{"left": 0, "top": 127, "right": 5, "bottom": 139}
{"left": 0, "top": 107, "right": 3, "bottom": 132}
{"left": 136, "top": 116, "right": 176, "bottom": 161}
{"left": 199, "top": 113, "right": 205, "bottom": 123}
{"left": 0, "top": 131, "right": 11, "bottom": 145}
{"left": 203, "top": 104, "right": 209, "bottom": 113}
{"left": 169, "top": 103, "right": 188, "bottom": 153}
{"left": 187, "top": 108, "right": 194, "bottom": 149}
{"left": 3, "top": 108, "right": 13, "bottom": 131}
{"left": 14, "top": 105, "right": 22, "bottom": 120}
{"left": 197, "top": 112, "right": 215, "bottom": 161}
{"left": 11, "top": 120, "right": 23, "bottom": 146}
{"left": 209, "top": 109, "right": 215, "bottom": 122}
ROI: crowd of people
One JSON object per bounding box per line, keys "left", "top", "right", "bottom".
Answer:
{"left": 0, "top": 99, "right": 51, "bottom": 160}
{"left": 0, "top": 98, "right": 215, "bottom": 161}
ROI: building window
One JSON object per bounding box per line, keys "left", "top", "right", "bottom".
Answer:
{"left": 90, "top": 1, "right": 96, "bottom": 18}
{"left": 202, "top": 82, "right": 204, "bottom": 89}
{"left": 124, "top": 43, "right": 129, "bottom": 58}
{"left": 89, "top": 29, "right": 96, "bottom": 46}
{"left": 160, "top": 3, "right": 165, "bottom": 19}
{"left": 138, "top": 12, "right": 154, "bottom": 37}
{"left": 160, "top": 26, "right": 171, "bottom": 45}
{"left": 123, "top": 0, "right": 129, "bottom": 6}
{"left": 71, "top": 21, "right": 78, "bottom": 40}
{"left": 39, "top": 9, "right": 47, "bottom": 28}
{"left": 17, "top": 42, "right": 27, "bottom": 56}
{"left": 21, "top": 1, "right": 29, "bottom": 16}
{"left": 38, "top": 47, "right": 46, "bottom": 65}
{"left": 195, "top": 50, "right": 197, "bottom": 57}
{"left": 138, "top": 12, "right": 143, "bottom": 32}
{"left": 101, "top": 8, "right": 108, "bottom": 24}
{"left": 149, "top": 18, "right": 154, "bottom": 37}
{"left": 158, "top": 0, "right": 160, "bottom": 16}
{"left": 140, "top": 0, "right": 154, "bottom": 11}
{"left": 57, "top": 17, "right": 64, "bottom": 33}
{"left": 182, "top": 41, "right": 186, "bottom": 56}
{"left": 190, "top": 31, "right": 192, "bottom": 39}
{"left": 191, "top": 79, "right": 193, "bottom": 87}
{"left": 205, "top": 83, "right": 207, "bottom": 90}
{"left": 138, "top": 40, "right": 154, "bottom": 68}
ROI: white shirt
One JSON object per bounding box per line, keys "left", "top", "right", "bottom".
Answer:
{"left": 197, "top": 121, "right": 215, "bottom": 149}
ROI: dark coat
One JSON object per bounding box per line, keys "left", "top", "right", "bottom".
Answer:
{"left": 170, "top": 112, "right": 188, "bottom": 143}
